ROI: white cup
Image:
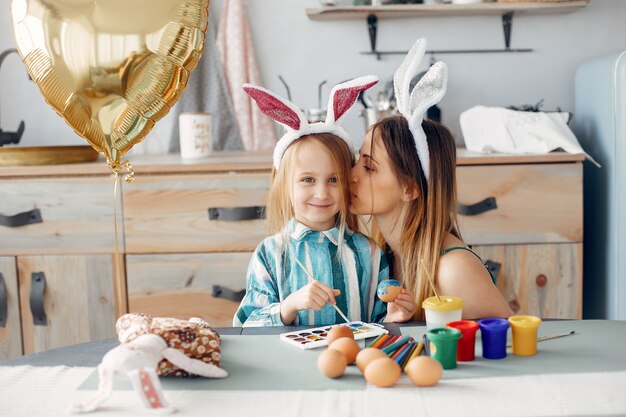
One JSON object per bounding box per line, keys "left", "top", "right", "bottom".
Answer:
{"left": 179, "top": 112, "right": 212, "bottom": 159}
{"left": 422, "top": 296, "right": 464, "bottom": 331}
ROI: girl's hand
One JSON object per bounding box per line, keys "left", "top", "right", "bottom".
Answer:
{"left": 384, "top": 289, "right": 417, "bottom": 323}
{"left": 280, "top": 281, "right": 337, "bottom": 325}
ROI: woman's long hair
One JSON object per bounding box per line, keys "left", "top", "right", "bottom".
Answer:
{"left": 266, "top": 133, "right": 359, "bottom": 237}
{"left": 369, "top": 116, "right": 461, "bottom": 320}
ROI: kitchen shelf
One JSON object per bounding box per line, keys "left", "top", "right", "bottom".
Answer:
{"left": 307, "top": 1, "right": 589, "bottom": 59}
{"left": 306, "top": 1, "right": 589, "bottom": 21}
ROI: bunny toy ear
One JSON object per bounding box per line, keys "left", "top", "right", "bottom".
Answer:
{"left": 243, "top": 84, "right": 307, "bottom": 131}
{"left": 326, "top": 75, "right": 379, "bottom": 124}
{"left": 394, "top": 38, "right": 427, "bottom": 118}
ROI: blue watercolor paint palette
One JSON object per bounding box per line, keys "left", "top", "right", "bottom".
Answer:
{"left": 280, "top": 321, "right": 388, "bottom": 350}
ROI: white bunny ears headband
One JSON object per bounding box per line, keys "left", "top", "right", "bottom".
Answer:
{"left": 243, "top": 76, "right": 379, "bottom": 169}
{"left": 395, "top": 38, "right": 448, "bottom": 182}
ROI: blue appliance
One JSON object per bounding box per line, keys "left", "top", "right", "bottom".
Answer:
{"left": 574, "top": 50, "right": 626, "bottom": 320}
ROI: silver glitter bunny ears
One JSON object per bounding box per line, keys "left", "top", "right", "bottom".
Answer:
{"left": 394, "top": 38, "right": 448, "bottom": 182}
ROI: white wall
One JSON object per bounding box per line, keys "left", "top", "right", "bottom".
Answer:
{"left": 1, "top": 0, "right": 625, "bottom": 151}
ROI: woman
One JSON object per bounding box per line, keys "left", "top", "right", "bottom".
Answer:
{"left": 350, "top": 38, "right": 512, "bottom": 321}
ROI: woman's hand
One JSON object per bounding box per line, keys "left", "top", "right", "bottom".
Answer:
{"left": 384, "top": 289, "right": 416, "bottom": 323}
{"left": 280, "top": 281, "right": 337, "bottom": 325}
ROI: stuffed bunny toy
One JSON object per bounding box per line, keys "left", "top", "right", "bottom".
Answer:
{"left": 70, "top": 332, "right": 227, "bottom": 414}
{"left": 243, "top": 75, "right": 379, "bottom": 169}
{"left": 394, "top": 38, "right": 448, "bottom": 182}
{"left": 71, "top": 315, "right": 228, "bottom": 414}
{"left": 116, "top": 314, "right": 224, "bottom": 377}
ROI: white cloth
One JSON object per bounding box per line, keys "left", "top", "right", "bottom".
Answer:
{"left": 216, "top": 0, "right": 276, "bottom": 151}
{"left": 460, "top": 106, "right": 600, "bottom": 166}
{"left": 1, "top": 365, "right": 626, "bottom": 417}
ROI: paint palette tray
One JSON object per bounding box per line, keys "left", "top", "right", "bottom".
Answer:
{"left": 280, "top": 321, "right": 388, "bottom": 350}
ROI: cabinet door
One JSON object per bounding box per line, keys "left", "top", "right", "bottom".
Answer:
{"left": 472, "top": 243, "right": 582, "bottom": 319}
{"left": 123, "top": 173, "right": 270, "bottom": 253}
{"left": 0, "top": 257, "right": 22, "bottom": 360}
{"left": 127, "top": 253, "right": 250, "bottom": 327}
{"left": 17, "top": 255, "right": 117, "bottom": 354}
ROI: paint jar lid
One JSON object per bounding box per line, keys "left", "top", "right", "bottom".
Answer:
{"left": 508, "top": 315, "right": 542, "bottom": 328}
{"left": 422, "top": 296, "right": 463, "bottom": 312}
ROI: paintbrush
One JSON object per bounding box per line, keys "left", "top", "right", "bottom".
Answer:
{"left": 506, "top": 330, "right": 576, "bottom": 348}
{"left": 293, "top": 257, "right": 351, "bottom": 324}
{"left": 421, "top": 258, "right": 440, "bottom": 301}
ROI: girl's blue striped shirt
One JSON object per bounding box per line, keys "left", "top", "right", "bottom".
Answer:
{"left": 233, "top": 220, "right": 388, "bottom": 327}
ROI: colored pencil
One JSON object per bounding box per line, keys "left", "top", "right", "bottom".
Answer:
{"left": 367, "top": 334, "right": 386, "bottom": 348}
{"left": 396, "top": 341, "right": 417, "bottom": 367}
{"left": 382, "top": 335, "right": 411, "bottom": 355}
{"left": 379, "top": 335, "right": 399, "bottom": 349}
{"left": 404, "top": 341, "right": 424, "bottom": 366}
{"left": 391, "top": 340, "right": 413, "bottom": 360}
{"left": 293, "top": 257, "right": 350, "bottom": 324}
{"left": 372, "top": 334, "right": 391, "bottom": 349}
{"left": 397, "top": 342, "right": 415, "bottom": 367}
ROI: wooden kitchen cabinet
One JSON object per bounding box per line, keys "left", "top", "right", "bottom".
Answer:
{"left": 456, "top": 151, "right": 584, "bottom": 318}
{"left": 0, "top": 150, "right": 585, "bottom": 358}
{"left": 0, "top": 175, "right": 122, "bottom": 356}
{"left": 122, "top": 156, "right": 271, "bottom": 326}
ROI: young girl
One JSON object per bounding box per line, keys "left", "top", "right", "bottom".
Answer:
{"left": 233, "top": 76, "right": 389, "bottom": 327}
{"left": 349, "top": 38, "right": 512, "bottom": 321}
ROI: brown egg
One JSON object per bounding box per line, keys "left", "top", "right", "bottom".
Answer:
{"left": 404, "top": 356, "right": 443, "bottom": 387}
{"left": 364, "top": 357, "right": 401, "bottom": 388}
{"left": 355, "top": 348, "right": 388, "bottom": 373}
{"left": 326, "top": 325, "right": 354, "bottom": 346}
{"left": 330, "top": 337, "right": 360, "bottom": 364}
{"left": 317, "top": 348, "right": 347, "bottom": 378}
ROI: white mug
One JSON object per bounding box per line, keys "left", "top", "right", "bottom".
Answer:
{"left": 179, "top": 112, "right": 212, "bottom": 159}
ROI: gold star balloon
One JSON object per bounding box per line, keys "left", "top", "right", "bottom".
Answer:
{"left": 11, "top": 0, "right": 210, "bottom": 172}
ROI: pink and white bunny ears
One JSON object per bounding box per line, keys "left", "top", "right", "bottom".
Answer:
{"left": 394, "top": 38, "right": 448, "bottom": 182}
{"left": 243, "top": 76, "right": 379, "bottom": 169}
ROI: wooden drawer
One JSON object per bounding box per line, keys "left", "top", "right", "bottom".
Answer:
{"left": 126, "top": 253, "right": 250, "bottom": 327}
{"left": 473, "top": 243, "right": 582, "bottom": 319}
{"left": 457, "top": 163, "right": 582, "bottom": 245}
{"left": 0, "top": 178, "right": 119, "bottom": 255}
{"left": 123, "top": 173, "right": 270, "bottom": 253}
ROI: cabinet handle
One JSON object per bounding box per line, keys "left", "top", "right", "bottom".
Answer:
{"left": 457, "top": 197, "right": 497, "bottom": 216}
{"left": 29, "top": 272, "right": 47, "bottom": 326}
{"left": 0, "top": 208, "right": 43, "bottom": 228}
{"left": 212, "top": 285, "right": 246, "bottom": 302}
{"left": 208, "top": 206, "right": 265, "bottom": 221}
{"left": 0, "top": 273, "right": 7, "bottom": 328}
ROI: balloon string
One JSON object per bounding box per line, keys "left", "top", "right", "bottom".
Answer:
{"left": 113, "top": 171, "right": 126, "bottom": 318}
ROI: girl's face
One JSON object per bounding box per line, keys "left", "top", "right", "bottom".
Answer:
{"left": 291, "top": 140, "right": 342, "bottom": 231}
{"left": 350, "top": 129, "right": 405, "bottom": 216}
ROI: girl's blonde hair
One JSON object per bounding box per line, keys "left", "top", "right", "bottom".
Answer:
{"left": 266, "top": 133, "right": 359, "bottom": 236}
{"left": 368, "top": 116, "right": 460, "bottom": 320}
